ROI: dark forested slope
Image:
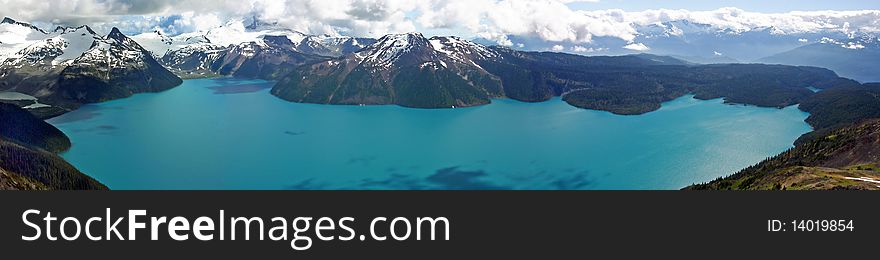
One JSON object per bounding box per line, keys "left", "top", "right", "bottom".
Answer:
{"left": 0, "top": 103, "right": 71, "bottom": 152}
{"left": 0, "top": 103, "right": 106, "bottom": 190}
{"left": 800, "top": 83, "right": 880, "bottom": 129}
{"left": 480, "top": 48, "right": 858, "bottom": 114}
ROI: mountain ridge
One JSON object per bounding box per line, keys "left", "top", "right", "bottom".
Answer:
{"left": 271, "top": 33, "right": 504, "bottom": 108}
{"left": 759, "top": 38, "right": 880, "bottom": 83}
{"left": 1, "top": 21, "right": 183, "bottom": 116}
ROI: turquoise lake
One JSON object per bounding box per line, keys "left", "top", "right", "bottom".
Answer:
{"left": 48, "top": 78, "right": 813, "bottom": 190}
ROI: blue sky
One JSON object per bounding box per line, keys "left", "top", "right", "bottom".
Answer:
{"left": 569, "top": 0, "right": 879, "bottom": 12}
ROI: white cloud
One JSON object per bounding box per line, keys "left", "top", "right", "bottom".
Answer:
{"left": 554, "top": 0, "right": 600, "bottom": 3}
{"left": 419, "top": 4, "right": 880, "bottom": 45}
{"left": 173, "top": 12, "right": 223, "bottom": 32}
{"left": 0, "top": 0, "right": 877, "bottom": 45}
{"left": 843, "top": 42, "right": 865, "bottom": 49}
{"left": 430, "top": 0, "right": 637, "bottom": 45}
{"left": 572, "top": 45, "right": 605, "bottom": 52}
{"left": 551, "top": 44, "right": 565, "bottom": 51}
{"left": 623, "top": 43, "right": 650, "bottom": 51}
{"left": 0, "top": 0, "right": 420, "bottom": 37}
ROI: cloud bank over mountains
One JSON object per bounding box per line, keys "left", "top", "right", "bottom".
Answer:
{"left": 1, "top": 0, "right": 878, "bottom": 47}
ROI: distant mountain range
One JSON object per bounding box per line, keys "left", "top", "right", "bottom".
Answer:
{"left": 131, "top": 18, "right": 376, "bottom": 59}
{"left": 133, "top": 18, "right": 375, "bottom": 79}
{"left": 759, "top": 37, "right": 880, "bottom": 83}
{"left": 127, "top": 17, "right": 880, "bottom": 85}
{"left": 4, "top": 15, "right": 877, "bottom": 115}
{"left": 481, "top": 19, "right": 880, "bottom": 83}
{"left": 160, "top": 35, "right": 328, "bottom": 79}
{"left": 0, "top": 15, "right": 870, "bottom": 118}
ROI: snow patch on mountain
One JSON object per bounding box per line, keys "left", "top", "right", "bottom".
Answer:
{"left": 131, "top": 19, "right": 297, "bottom": 58}
{"left": 73, "top": 37, "right": 147, "bottom": 73}
{"left": 428, "top": 36, "right": 499, "bottom": 70}
{"left": 135, "top": 18, "right": 370, "bottom": 60}
{"left": 0, "top": 18, "right": 51, "bottom": 58}
{"left": 429, "top": 39, "right": 450, "bottom": 55}
{"left": 819, "top": 37, "right": 873, "bottom": 49}
{"left": 161, "top": 43, "right": 225, "bottom": 71}
{"left": 2, "top": 24, "right": 151, "bottom": 71}
{"left": 131, "top": 30, "right": 212, "bottom": 58}
{"left": 1, "top": 25, "right": 103, "bottom": 68}
{"left": 360, "top": 33, "right": 427, "bottom": 68}
{"left": 54, "top": 27, "right": 103, "bottom": 64}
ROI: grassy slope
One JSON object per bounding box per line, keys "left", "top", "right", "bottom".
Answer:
{"left": 0, "top": 168, "right": 49, "bottom": 190}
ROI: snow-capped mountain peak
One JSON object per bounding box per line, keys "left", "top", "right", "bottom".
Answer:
{"left": 429, "top": 36, "right": 498, "bottom": 62}
{"left": 53, "top": 25, "right": 97, "bottom": 35}
{"left": 1, "top": 17, "right": 51, "bottom": 58}
{"left": 272, "top": 34, "right": 504, "bottom": 109}
{"left": 1, "top": 19, "right": 182, "bottom": 107}
{"left": 1, "top": 23, "right": 158, "bottom": 72}
{"left": 201, "top": 18, "right": 309, "bottom": 48}
{"left": 107, "top": 27, "right": 125, "bottom": 40}
{"left": 132, "top": 17, "right": 378, "bottom": 60}
{"left": 106, "top": 27, "right": 144, "bottom": 49}
{"left": 1, "top": 17, "right": 47, "bottom": 34}
{"left": 131, "top": 29, "right": 212, "bottom": 58}
{"left": 2, "top": 25, "right": 101, "bottom": 67}
{"left": 359, "top": 32, "right": 435, "bottom": 68}
{"left": 67, "top": 27, "right": 152, "bottom": 72}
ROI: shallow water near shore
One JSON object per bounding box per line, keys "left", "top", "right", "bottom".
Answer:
{"left": 49, "top": 78, "right": 812, "bottom": 190}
